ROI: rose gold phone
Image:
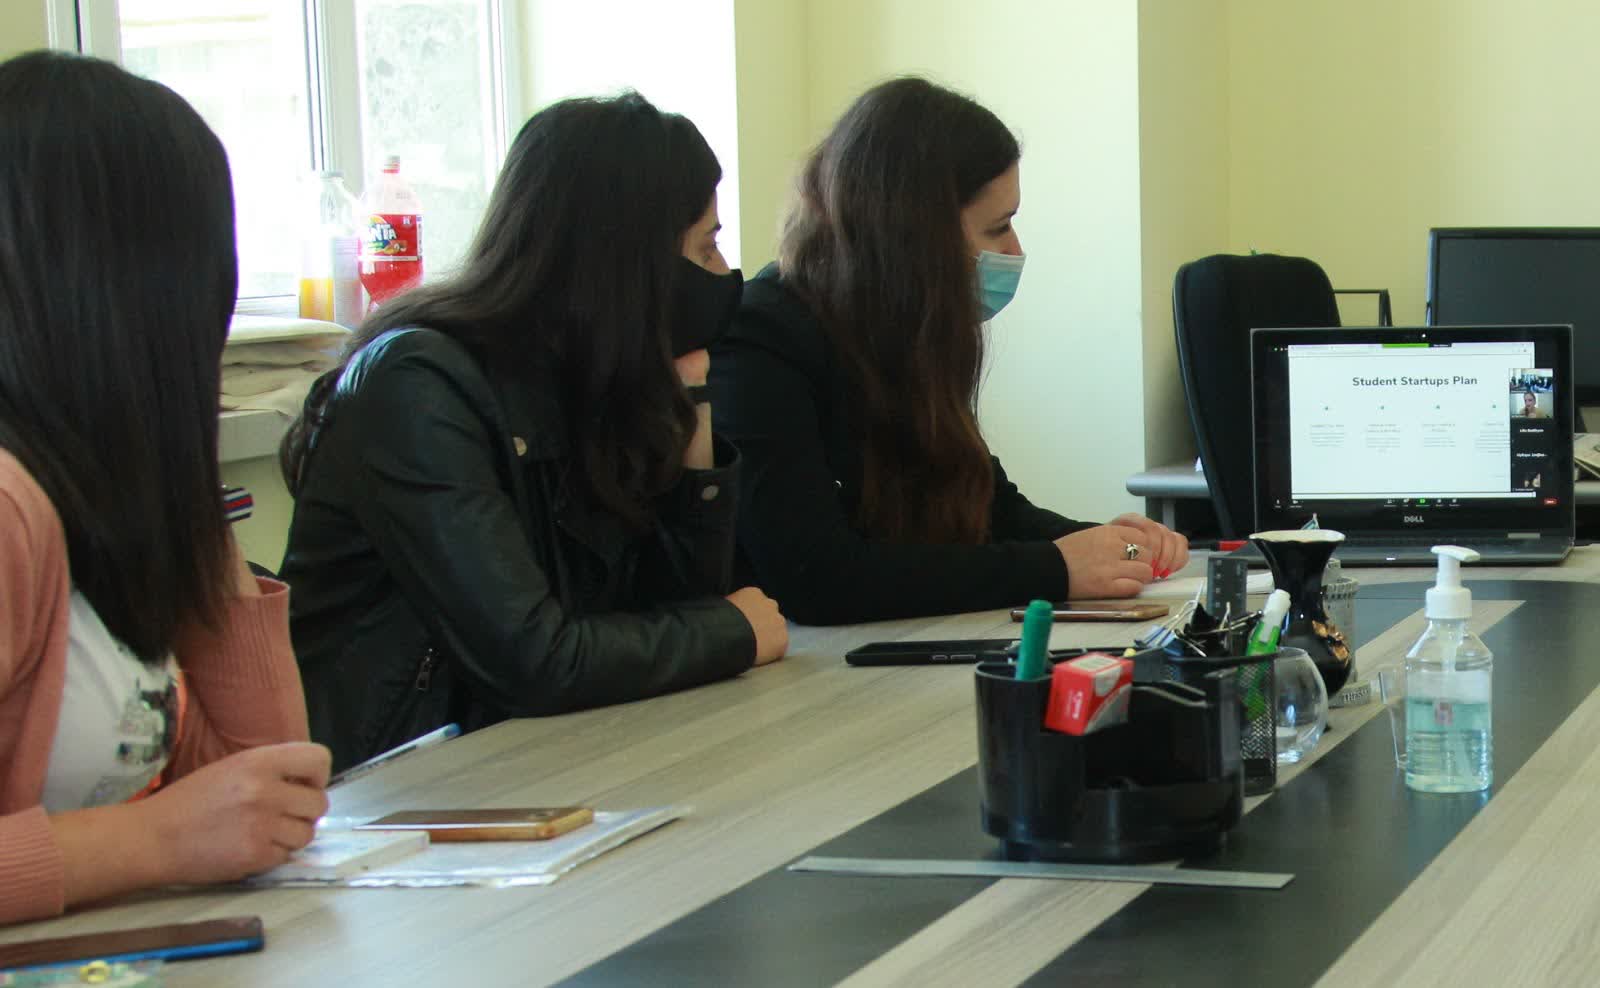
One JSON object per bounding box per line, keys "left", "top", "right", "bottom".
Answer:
{"left": 1007, "top": 602, "right": 1170, "bottom": 622}
{"left": 353, "top": 807, "right": 594, "bottom": 842}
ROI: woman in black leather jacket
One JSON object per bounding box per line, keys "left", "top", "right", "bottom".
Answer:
{"left": 278, "top": 93, "right": 788, "bottom": 771}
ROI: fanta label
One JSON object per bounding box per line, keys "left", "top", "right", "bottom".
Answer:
{"left": 361, "top": 213, "right": 421, "bottom": 262}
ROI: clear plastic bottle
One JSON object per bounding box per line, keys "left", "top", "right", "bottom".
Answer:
{"left": 298, "top": 171, "right": 364, "bottom": 328}
{"left": 1404, "top": 546, "right": 1492, "bottom": 793}
{"left": 358, "top": 155, "right": 424, "bottom": 309}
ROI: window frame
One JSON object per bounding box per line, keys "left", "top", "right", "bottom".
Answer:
{"left": 64, "top": 0, "right": 521, "bottom": 314}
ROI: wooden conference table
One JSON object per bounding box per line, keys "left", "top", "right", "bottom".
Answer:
{"left": 7, "top": 552, "right": 1600, "bottom": 986}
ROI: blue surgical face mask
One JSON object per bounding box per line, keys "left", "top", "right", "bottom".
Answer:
{"left": 975, "top": 250, "right": 1026, "bottom": 320}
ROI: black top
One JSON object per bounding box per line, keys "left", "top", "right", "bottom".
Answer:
{"left": 708, "top": 265, "right": 1094, "bottom": 625}
{"left": 280, "top": 328, "right": 755, "bottom": 771}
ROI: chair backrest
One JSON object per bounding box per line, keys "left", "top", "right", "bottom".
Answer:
{"left": 1172, "top": 254, "right": 1340, "bottom": 538}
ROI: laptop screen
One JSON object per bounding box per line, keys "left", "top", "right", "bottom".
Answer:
{"left": 1251, "top": 325, "right": 1574, "bottom": 535}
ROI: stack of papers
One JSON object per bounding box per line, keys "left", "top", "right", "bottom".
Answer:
{"left": 261, "top": 830, "right": 428, "bottom": 881}
{"left": 249, "top": 807, "right": 681, "bottom": 889}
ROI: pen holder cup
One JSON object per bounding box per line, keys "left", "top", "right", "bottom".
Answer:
{"left": 975, "top": 658, "right": 1244, "bottom": 864}
{"left": 1163, "top": 650, "right": 1279, "bottom": 795}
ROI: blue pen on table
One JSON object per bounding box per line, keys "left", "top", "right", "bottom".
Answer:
{"left": 1014, "top": 599, "right": 1054, "bottom": 680}
{"left": 328, "top": 723, "right": 461, "bottom": 788}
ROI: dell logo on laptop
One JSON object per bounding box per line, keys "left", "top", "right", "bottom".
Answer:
{"left": 1403, "top": 515, "right": 1425, "bottom": 524}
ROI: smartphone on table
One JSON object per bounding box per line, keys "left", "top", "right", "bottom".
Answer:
{"left": 354, "top": 807, "right": 594, "bottom": 842}
{"left": 1007, "top": 602, "right": 1170, "bottom": 622}
{"left": 843, "top": 639, "right": 1020, "bottom": 667}
{"left": 0, "top": 916, "right": 263, "bottom": 972}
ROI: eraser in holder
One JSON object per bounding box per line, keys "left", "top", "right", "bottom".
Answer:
{"left": 1044, "top": 653, "right": 1133, "bottom": 736}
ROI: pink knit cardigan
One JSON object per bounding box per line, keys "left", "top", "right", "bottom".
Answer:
{"left": 0, "top": 450, "right": 308, "bottom": 925}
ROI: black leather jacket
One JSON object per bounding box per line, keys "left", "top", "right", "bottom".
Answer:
{"left": 280, "top": 328, "right": 756, "bottom": 771}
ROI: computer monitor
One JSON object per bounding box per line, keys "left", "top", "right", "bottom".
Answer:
{"left": 1428, "top": 227, "right": 1600, "bottom": 405}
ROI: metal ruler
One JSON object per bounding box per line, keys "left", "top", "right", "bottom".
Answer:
{"left": 788, "top": 856, "right": 1292, "bottom": 890}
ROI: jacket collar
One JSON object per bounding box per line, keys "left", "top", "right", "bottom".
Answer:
{"left": 342, "top": 327, "right": 571, "bottom": 462}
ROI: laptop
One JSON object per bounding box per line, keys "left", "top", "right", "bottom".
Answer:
{"left": 1246, "top": 324, "right": 1575, "bottom": 566}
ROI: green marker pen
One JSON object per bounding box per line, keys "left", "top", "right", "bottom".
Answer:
{"left": 1245, "top": 590, "right": 1290, "bottom": 657}
{"left": 1242, "top": 589, "right": 1291, "bottom": 721}
{"left": 1014, "top": 599, "right": 1053, "bottom": 680}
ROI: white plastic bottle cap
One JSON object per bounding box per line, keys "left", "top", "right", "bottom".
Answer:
{"left": 1425, "top": 545, "right": 1480, "bottom": 620}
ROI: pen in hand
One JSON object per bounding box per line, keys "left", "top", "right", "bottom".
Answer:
{"left": 328, "top": 723, "right": 462, "bottom": 788}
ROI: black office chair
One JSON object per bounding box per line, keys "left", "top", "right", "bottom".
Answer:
{"left": 1173, "top": 254, "right": 1348, "bottom": 539}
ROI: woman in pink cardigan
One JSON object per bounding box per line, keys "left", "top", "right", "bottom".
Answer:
{"left": 0, "top": 51, "right": 330, "bottom": 926}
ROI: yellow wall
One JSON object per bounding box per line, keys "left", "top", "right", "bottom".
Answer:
{"left": 803, "top": 0, "right": 1148, "bottom": 522}
{"left": 1137, "top": 0, "right": 1229, "bottom": 468}
{"left": 225, "top": 455, "right": 294, "bottom": 571}
{"left": 732, "top": 0, "right": 808, "bottom": 271}
{"left": 1, "top": 1, "right": 49, "bottom": 59}
{"left": 1228, "top": 0, "right": 1600, "bottom": 327}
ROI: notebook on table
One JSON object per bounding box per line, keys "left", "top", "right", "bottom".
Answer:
{"left": 1242, "top": 324, "right": 1574, "bottom": 567}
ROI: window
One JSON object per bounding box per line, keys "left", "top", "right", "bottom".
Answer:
{"left": 70, "top": 0, "right": 514, "bottom": 307}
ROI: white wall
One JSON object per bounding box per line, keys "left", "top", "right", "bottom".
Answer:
{"left": 518, "top": 0, "right": 743, "bottom": 265}
{"left": 804, "top": 0, "right": 1148, "bottom": 523}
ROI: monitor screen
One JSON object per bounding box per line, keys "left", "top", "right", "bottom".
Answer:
{"left": 1252, "top": 325, "right": 1573, "bottom": 534}
{"left": 1428, "top": 228, "right": 1600, "bottom": 401}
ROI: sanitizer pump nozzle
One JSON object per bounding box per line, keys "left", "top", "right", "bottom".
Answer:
{"left": 1425, "top": 545, "right": 1480, "bottom": 622}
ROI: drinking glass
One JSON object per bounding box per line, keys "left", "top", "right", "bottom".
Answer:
{"left": 1275, "top": 647, "right": 1328, "bottom": 764}
{"left": 1377, "top": 665, "right": 1407, "bottom": 769}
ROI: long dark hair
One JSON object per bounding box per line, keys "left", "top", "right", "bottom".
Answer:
{"left": 282, "top": 92, "right": 720, "bottom": 529}
{"left": 780, "top": 77, "right": 1019, "bottom": 544}
{"left": 0, "top": 51, "right": 237, "bottom": 664}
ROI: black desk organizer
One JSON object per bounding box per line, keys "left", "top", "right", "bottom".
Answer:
{"left": 975, "top": 647, "right": 1258, "bottom": 863}
{"left": 1164, "top": 650, "right": 1277, "bottom": 795}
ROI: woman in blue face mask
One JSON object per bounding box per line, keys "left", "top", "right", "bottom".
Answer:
{"left": 708, "top": 77, "right": 1188, "bottom": 625}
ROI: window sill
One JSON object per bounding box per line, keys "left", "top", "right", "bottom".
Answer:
{"left": 235, "top": 295, "right": 299, "bottom": 318}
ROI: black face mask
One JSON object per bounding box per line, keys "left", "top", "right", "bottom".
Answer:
{"left": 669, "top": 257, "right": 743, "bottom": 356}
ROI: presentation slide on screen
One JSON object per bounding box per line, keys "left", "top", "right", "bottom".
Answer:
{"left": 1286, "top": 343, "right": 1537, "bottom": 499}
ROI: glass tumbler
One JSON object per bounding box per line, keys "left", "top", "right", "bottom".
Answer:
{"left": 1275, "top": 646, "right": 1328, "bottom": 764}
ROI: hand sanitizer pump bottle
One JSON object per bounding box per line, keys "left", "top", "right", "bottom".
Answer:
{"left": 1404, "top": 546, "right": 1493, "bottom": 793}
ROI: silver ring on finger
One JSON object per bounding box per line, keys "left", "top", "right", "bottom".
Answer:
{"left": 1123, "top": 542, "right": 1142, "bottom": 561}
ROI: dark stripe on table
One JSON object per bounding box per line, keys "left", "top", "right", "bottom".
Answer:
{"left": 567, "top": 584, "right": 1582, "bottom": 987}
